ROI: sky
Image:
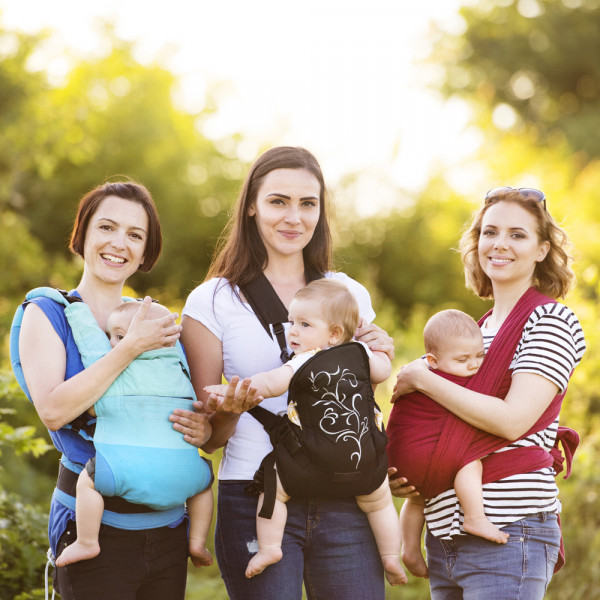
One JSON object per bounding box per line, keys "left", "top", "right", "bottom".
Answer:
{"left": 0, "top": 0, "right": 479, "bottom": 212}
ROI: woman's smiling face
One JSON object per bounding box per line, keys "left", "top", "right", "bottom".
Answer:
{"left": 248, "top": 168, "right": 321, "bottom": 262}
{"left": 478, "top": 201, "right": 549, "bottom": 291}
{"left": 82, "top": 195, "right": 149, "bottom": 284}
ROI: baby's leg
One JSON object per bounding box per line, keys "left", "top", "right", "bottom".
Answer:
{"left": 55, "top": 468, "right": 103, "bottom": 566}
{"left": 399, "top": 496, "right": 429, "bottom": 578}
{"left": 245, "top": 471, "right": 290, "bottom": 579}
{"left": 356, "top": 480, "right": 407, "bottom": 586}
{"left": 187, "top": 488, "right": 214, "bottom": 567}
{"left": 455, "top": 459, "right": 509, "bottom": 544}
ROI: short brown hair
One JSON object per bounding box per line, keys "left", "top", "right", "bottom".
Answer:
{"left": 459, "top": 190, "right": 574, "bottom": 299}
{"left": 423, "top": 309, "right": 482, "bottom": 355}
{"left": 294, "top": 279, "right": 359, "bottom": 343}
{"left": 69, "top": 180, "right": 162, "bottom": 272}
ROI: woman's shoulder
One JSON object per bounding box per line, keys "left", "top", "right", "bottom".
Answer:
{"left": 523, "top": 301, "right": 586, "bottom": 353}
{"left": 184, "top": 277, "right": 237, "bottom": 307}
{"left": 527, "top": 301, "right": 584, "bottom": 333}
{"left": 24, "top": 294, "right": 70, "bottom": 341}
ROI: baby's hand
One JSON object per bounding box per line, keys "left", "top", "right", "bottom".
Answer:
{"left": 204, "top": 384, "right": 228, "bottom": 398}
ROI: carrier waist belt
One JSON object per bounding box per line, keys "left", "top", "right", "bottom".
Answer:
{"left": 57, "top": 463, "right": 157, "bottom": 514}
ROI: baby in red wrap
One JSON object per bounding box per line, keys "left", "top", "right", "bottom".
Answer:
{"left": 399, "top": 309, "right": 509, "bottom": 579}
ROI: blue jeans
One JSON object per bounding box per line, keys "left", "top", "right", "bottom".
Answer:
{"left": 54, "top": 519, "right": 188, "bottom": 600}
{"left": 425, "top": 512, "right": 561, "bottom": 600}
{"left": 215, "top": 480, "right": 385, "bottom": 600}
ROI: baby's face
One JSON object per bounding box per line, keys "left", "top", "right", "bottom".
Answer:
{"left": 431, "top": 335, "right": 485, "bottom": 378}
{"left": 106, "top": 311, "right": 134, "bottom": 348}
{"left": 287, "top": 298, "right": 335, "bottom": 354}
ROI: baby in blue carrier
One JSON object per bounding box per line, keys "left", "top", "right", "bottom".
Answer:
{"left": 56, "top": 300, "right": 214, "bottom": 568}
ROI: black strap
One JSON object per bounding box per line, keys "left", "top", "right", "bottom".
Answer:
{"left": 240, "top": 271, "right": 324, "bottom": 365}
{"left": 240, "top": 273, "right": 292, "bottom": 363}
{"left": 57, "top": 463, "right": 158, "bottom": 514}
{"left": 56, "top": 289, "right": 82, "bottom": 303}
{"left": 257, "top": 452, "right": 278, "bottom": 519}
{"left": 240, "top": 271, "right": 324, "bottom": 448}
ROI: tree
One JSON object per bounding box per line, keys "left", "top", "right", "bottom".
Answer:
{"left": 432, "top": 0, "right": 600, "bottom": 160}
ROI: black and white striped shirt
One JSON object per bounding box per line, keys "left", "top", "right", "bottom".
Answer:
{"left": 424, "top": 302, "right": 586, "bottom": 539}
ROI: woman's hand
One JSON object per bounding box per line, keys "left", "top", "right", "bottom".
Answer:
{"left": 391, "top": 357, "right": 430, "bottom": 403}
{"left": 170, "top": 401, "right": 212, "bottom": 448}
{"left": 355, "top": 319, "right": 395, "bottom": 361}
{"left": 125, "top": 297, "right": 182, "bottom": 354}
{"left": 388, "top": 467, "right": 420, "bottom": 499}
{"left": 204, "top": 376, "right": 263, "bottom": 414}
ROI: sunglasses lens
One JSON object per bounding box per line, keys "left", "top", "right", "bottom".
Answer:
{"left": 484, "top": 187, "right": 546, "bottom": 208}
{"left": 518, "top": 188, "right": 545, "bottom": 203}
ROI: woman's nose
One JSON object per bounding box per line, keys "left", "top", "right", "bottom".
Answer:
{"left": 493, "top": 234, "right": 508, "bottom": 250}
{"left": 284, "top": 205, "right": 300, "bottom": 224}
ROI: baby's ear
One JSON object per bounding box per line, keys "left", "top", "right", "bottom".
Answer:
{"left": 329, "top": 325, "right": 345, "bottom": 346}
{"left": 425, "top": 353, "right": 438, "bottom": 369}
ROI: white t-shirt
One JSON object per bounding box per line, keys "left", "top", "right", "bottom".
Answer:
{"left": 287, "top": 341, "right": 372, "bottom": 373}
{"left": 182, "top": 272, "right": 376, "bottom": 480}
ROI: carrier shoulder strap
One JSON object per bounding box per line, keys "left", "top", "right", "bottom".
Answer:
{"left": 239, "top": 272, "right": 293, "bottom": 364}
{"left": 239, "top": 271, "right": 325, "bottom": 364}
{"left": 240, "top": 271, "right": 324, "bottom": 429}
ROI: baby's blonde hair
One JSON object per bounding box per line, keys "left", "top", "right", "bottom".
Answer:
{"left": 294, "top": 279, "right": 359, "bottom": 344}
{"left": 423, "top": 309, "right": 482, "bottom": 355}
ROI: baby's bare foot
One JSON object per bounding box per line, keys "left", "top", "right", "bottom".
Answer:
{"left": 381, "top": 555, "right": 408, "bottom": 585}
{"left": 401, "top": 547, "right": 429, "bottom": 578}
{"left": 189, "top": 540, "right": 213, "bottom": 567}
{"left": 463, "top": 515, "right": 509, "bottom": 544}
{"left": 55, "top": 540, "right": 100, "bottom": 567}
{"left": 245, "top": 546, "right": 283, "bottom": 578}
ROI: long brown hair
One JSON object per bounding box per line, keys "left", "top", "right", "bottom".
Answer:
{"left": 459, "top": 190, "right": 574, "bottom": 299}
{"left": 206, "top": 146, "right": 332, "bottom": 287}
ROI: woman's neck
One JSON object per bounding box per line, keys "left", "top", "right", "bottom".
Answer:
{"left": 488, "top": 280, "right": 533, "bottom": 328}
{"left": 263, "top": 255, "right": 307, "bottom": 308}
{"left": 76, "top": 272, "right": 125, "bottom": 330}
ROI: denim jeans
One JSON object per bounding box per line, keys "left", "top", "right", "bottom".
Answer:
{"left": 54, "top": 519, "right": 188, "bottom": 600}
{"left": 425, "top": 512, "right": 561, "bottom": 600}
{"left": 215, "top": 480, "right": 385, "bottom": 600}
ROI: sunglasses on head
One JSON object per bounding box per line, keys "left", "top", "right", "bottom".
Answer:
{"left": 484, "top": 187, "right": 546, "bottom": 210}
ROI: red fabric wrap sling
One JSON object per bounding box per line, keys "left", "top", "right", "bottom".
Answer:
{"left": 386, "top": 287, "right": 578, "bottom": 572}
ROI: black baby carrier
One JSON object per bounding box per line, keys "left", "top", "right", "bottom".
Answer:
{"left": 240, "top": 274, "right": 389, "bottom": 518}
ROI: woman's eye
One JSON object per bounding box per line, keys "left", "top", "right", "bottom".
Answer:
{"left": 302, "top": 200, "right": 317, "bottom": 208}
{"left": 482, "top": 229, "right": 496, "bottom": 237}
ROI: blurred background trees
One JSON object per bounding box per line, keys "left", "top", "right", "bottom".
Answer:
{"left": 1, "top": 0, "right": 599, "bottom": 598}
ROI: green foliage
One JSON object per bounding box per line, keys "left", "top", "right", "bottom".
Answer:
{"left": 0, "top": 373, "right": 52, "bottom": 600}
{"left": 432, "top": 0, "right": 600, "bottom": 160}
{"left": 334, "top": 181, "right": 489, "bottom": 327}
{"left": 3, "top": 33, "right": 243, "bottom": 302}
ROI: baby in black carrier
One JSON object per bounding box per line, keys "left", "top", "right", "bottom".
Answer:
{"left": 206, "top": 279, "right": 406, "bottom": 585}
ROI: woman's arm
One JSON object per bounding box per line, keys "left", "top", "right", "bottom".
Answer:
{"left": 20, "top": 299, "right": 178, "bottom": 431}
{"left": 392, "top": 358, "right": 559, "bottom": 440}
{"left": 180, "top": 315, "right": 262, "bottom": 453}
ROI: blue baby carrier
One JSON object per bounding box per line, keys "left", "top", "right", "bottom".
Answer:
{"left": 10, "top": 288, "right": 212, "bottom": 511}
